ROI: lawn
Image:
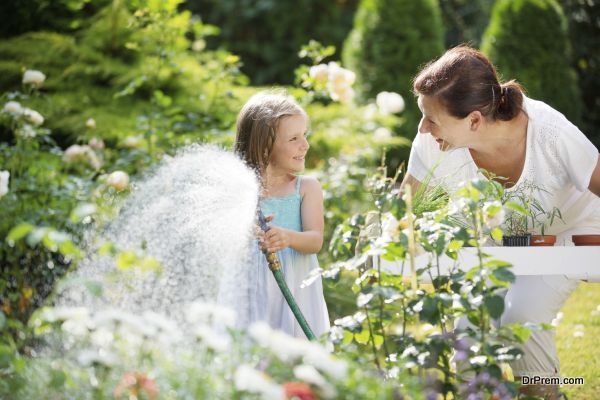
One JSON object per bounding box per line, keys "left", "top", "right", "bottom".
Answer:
{"left": 557, "top": 283, "right": 600, "bottom": 399}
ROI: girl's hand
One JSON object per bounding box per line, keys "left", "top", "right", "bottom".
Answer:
{"left": 261, "top": 226, "right": 291, "bottom": 253}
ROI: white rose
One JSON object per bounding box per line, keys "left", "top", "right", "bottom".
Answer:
{"left": 85, "top": 118, "right": 96, "bottom": 129}
{"left": 327, "top": 81, "right": 354, "bottom": 103}
{"left": 2, "top": 101, "right": 23, "bottom": 116}
{"left": 376, "top": 91, "right": 405, "bottom": 114}
{"left": 309, "top": 64, "right": 329, "bottom": 84}
{"left": 328, "top": 62, "right": 355, "bottom": 86}
{"left": 0, "top": 170, "right": 10, "bottom": 198}
{"left": 88, "top": 137, "right": 105, "bottom": 150}
{"left": 234, "top": 365, "right": 285, "bottom": 400}
{"left": 22, "top": 70, "right": 46, "bottom": 87}
{"left": 16, "top": 124, "right": 37, "bottom": 139}
{"left": 121, "top": 135, "right": 144, "bottom": 148}
{"left": 374, "top": 127, "right": 392, "bottom": 141}
{"left": 106, "top": 171, "right": 129, "bottom": 191}
{"left": 63, "top": 144, "right": 88, "bottom": 164}
{"left": 22, "top": 108, "right": 44, "bottom": 126}
{"left": 192, "top": 39, "right": 206, "bottom": 52}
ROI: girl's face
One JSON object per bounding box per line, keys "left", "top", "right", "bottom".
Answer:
{"left": 417, "top": 95, "right": 472, "bottom": 151}
{"left": 269, "top": 114, "right": 309, "bottom": 174}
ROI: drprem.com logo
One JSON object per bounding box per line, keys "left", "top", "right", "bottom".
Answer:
{"left": 521, "top": 376, "right": 585, "bottom": 385}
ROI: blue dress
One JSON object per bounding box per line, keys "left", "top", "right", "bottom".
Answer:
{"left": 248, "top": 176, "right": 330, "bottom": 338}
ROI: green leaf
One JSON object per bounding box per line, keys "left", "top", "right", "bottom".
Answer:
{"left": 448, "top": 240, "right": 463, "bottom": 252}
{"left": 484, "top": 295, "right": 505, "bottom": 319}
{"left": 354, "top": 329, "right": 370, "bottom": 345}
{"left": 0, "top": 312, "right": 6, "bottom": 331}
{"left": 491, "top": 227, "right": 503, "bottom": 241}
{"left": 505, "top": 201, "right": 528, "bottom": 215}
{"left": 6, "top": 223, "right": 34, "bottom": 242}
{"left": 508, "top": 324, "right": 532, "bottom": 343}
{"left": 492, "top": 267, "right": 515, "bottom": 284}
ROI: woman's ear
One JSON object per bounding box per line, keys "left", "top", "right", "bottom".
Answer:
{"left": 469, "top": 111, "right": 483, "bottom": 131}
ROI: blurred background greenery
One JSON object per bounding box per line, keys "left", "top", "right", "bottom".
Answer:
{"left": 0, "top": 0, "right": 599, "bottom": 397}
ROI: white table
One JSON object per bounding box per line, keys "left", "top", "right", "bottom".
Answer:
{"left": 380, "top": 247, "right": 600, "bottom": 282}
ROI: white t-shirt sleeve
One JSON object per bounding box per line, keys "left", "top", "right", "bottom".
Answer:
{"left": 556, "top": 121, "right": 599, "bottom": 192}
{"left": 406, "top": 132, "right": 430, "bottom": 182}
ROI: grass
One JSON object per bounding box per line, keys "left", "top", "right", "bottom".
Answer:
{"left": 556, "top": 283, "right": 600, "bottom": 399}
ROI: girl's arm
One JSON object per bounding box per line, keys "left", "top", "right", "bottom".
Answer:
{"left": 262, "top": 177, "right": 324, "bottom": 254}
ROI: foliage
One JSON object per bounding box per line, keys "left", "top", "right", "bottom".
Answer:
{"left": 439, "top": 0, "right": 494, "bottom": 47}
{"left": 342, "top": 0, "right": 445, "bottom": 172}
{"left": 0, "top": 300, "right": 423, "bottom": 398}
{"left": 559, "top": 0, "right": 600, "bottom": 148}
{"left": 342, "top": 0, "right": 444, "bottom": 124}
{"left": 481, "top": 0, "right": 582, "bottom": 126}
{"left": 325, "top": 168, "right": 539, "bottom": 398}
{"left": 184, "top": 0, "right": 360, "bottom": 85}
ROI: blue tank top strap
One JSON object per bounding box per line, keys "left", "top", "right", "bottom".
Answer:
{"left": 295, "top": 176, "right": 302, "bottom": 195}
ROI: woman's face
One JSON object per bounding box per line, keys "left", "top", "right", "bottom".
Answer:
{"left": 417, "top": 95, "right": 471, "bottom": 151}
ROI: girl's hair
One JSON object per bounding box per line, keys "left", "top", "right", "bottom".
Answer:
{"left": 413, "top": 45, "right": 524, "bottom": 121}
{"left": 235, "top": 90, "right": 307, "bottom": 171}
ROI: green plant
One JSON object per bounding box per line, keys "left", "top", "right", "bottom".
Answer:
{"left": 501, "top": 182, "right": 563, "bottom": 237}
{"left": 481, "top": 0, "right": 582, "bottom": 126}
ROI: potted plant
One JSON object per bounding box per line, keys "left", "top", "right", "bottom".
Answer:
{"left": 501, "top": 184, "right": 562, "bottom": 247}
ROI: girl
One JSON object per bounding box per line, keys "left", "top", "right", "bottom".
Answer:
{"left": 234, "top": 91, "right": 330, "bottom": 339}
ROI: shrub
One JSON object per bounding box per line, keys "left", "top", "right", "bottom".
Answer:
{"left": 342, "top": 0, "right": 445, "bottom": 128}
{"left": 481, "top": 0, "right": 582, "bottom": 126}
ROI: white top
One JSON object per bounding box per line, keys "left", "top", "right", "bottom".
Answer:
{"left": 407, "top": 96, "right": 600, "bottom": 235}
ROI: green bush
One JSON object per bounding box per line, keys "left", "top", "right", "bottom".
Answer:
{"left": 342, "top": 0, "right": 445, "bottom": 170}
{"left": 560, "top": 0, "right": 600, "bottom": 147}
{"left": 481, "top": 0, "right": 582, "bottom": 126}
{"left": 439, "top": 0, "right": 493, "bottom": 47}
{"left": 184, "top": 0, "right": 359, "bottom": 85}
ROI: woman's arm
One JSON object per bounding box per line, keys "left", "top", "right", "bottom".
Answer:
{"left": 399, "top": 173, "right": 423, "bottom": 198}
{"left": 261, "top": 177, "right": 324, "bottom": 254}
{"left": 588, "top": 154, "right": 600, "bottom": 197}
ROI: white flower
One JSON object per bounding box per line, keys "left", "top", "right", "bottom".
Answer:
{"left": 293, "top": 364, "right": 337, "bottom": 398}
{"left": 326, "top": 62, "right": 355, "bottom": 103}
{"left": 88, "top": 137, "right": 105, "bottom": 150}
{"left": 77, "top": 349, "right": 118, "bottom": 367}
{"left": 0, "top": 170, "right": 9, "bottom": 198}
{"left": 363, "top": 103, "right": 378, "bottom": 120}
{"left": 185, "top": 301, "right": 236, "bottom": 328}
{"left": 309, "top": 64, "right": 329, "bottom": 84}
{"left": 381, "top": 212, "right": 399, "bottom": 240}
{"left": 2, "top": 101, "right": 23, "bottom": 116}
{"left": 482, "top": 201, "right": 505, "bottom": 229}
{"left": 22, "top": 108, "right": 44, "bottom": 126}
{"left": 303, "top": 343, "right": 348, "bottom": 381}
{"left": 376, "top": 91, "right": 405, "bottom": 114}
{"left": 106, "top": 171, "right": 130, "bottom": 192}
{"left": 86, "top": 118, "right": 97, "bottom": 129}
{"left": 192, "top": 39, "right": 206, "bottom": 52}
{"left": 248, "top": 322, "right": 308, "bottom": 362}
{"left": 374, "top": 127, "right": 392, "bottom": 141}
{"left": 470, "top": 355, "right": 488, "bottom": 366}
{"left": 16, "top": 124, "right": 37, "bottom": 139}
{"left": 234, "top": 365, "right": 285, "bottom": 400}
{"left": 22, "top": 70, "right": 46, "bottom": 87}
{"left": 328, "top": 62, "right": 355, "bottom": 86}
{"left": 121, "top": 135, "right": 144, "bottom": 148}
{"left": 63, "top": 144, "right": 87, "bottom": 163}
{"left": 193, "top": 325, "right": 230, "bottom": 352}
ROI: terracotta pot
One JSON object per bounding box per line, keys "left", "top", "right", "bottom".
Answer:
{"left": 531, "top": 235, "right": 556, "bottom": 246}
{"left": 572, "top": 234, "right": 600, "bottom": 246}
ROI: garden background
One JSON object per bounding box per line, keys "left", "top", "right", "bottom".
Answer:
{"left": 0, "top": 0, "right": 598, "bottom": 398}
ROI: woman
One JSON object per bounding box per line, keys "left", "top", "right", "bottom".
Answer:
{"left": 401, "top": 45, "right": 600, "bottom": 398}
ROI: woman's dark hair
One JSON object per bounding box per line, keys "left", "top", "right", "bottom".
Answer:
{"left": 413, "top": 45, "right": 524, "bottom": 121}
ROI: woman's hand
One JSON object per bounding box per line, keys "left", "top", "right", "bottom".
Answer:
{"left": 261, "top": 226, "right": 291, "bottom": 253}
